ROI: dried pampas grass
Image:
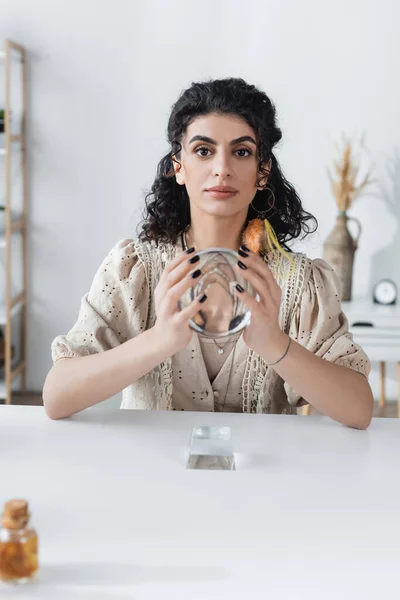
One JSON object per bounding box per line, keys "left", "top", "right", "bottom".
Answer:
{"left": 327, "top": 134, "right": 374, "bottom": 213}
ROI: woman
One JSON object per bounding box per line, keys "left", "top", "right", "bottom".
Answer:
{"left": 43, "top": 78, "right": 373, "bottom": 428}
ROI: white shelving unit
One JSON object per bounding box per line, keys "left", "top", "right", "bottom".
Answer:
{"left": 0, "top": 40, "right": 27, "bottom": 404}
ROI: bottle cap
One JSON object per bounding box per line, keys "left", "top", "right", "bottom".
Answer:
{"left": 2, "top": 499, "right": 30, "bottom": 529}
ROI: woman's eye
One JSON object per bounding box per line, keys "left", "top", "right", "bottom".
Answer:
{"left": 235, "top": 148, "right": 252, "bottom": 157}
{"left": 195, "top": 146, "right": 212, "bottom": 157}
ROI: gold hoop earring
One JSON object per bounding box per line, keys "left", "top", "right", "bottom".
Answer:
{"left": 250, "top": 186, "right": 276, "bottom": 219}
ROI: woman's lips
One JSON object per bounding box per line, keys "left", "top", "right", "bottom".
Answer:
{"left": 206, "top": 190, "right": 238, "bottom": 199}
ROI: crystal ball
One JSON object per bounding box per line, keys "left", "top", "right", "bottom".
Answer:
{"left": 179, "top": 248, "right": 255, "bottom": 338}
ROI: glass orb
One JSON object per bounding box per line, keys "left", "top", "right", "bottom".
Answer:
{"left": 179, "top": 248, "right": 256, "bottom": 338}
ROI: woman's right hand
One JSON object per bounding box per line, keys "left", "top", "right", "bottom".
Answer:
{"left": 152, "top": 248, "right": 207, "bottom": 354}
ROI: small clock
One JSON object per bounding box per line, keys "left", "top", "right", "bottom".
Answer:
{"left": 372, "top": 279, "right": 398, "bottom": 305}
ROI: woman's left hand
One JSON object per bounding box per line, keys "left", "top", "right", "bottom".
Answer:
{"left": 235, "top": 247, "right": 288, "bottom": 361}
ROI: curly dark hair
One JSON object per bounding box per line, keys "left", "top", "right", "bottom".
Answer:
{"left": 138, "top": 77, "right": 317, "bottom": 249}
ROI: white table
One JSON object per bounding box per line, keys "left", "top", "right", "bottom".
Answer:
{"left": 342, "top": 299, "right": 400, "bottom": 414}
{"left": 1, "top": 406, "right": 400, "bottom": 599}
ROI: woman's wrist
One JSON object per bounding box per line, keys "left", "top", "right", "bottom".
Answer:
{"left": 142, "top": 326, "right": 176, "bottom": 362}
{"left": 258, "top": 331, "right": 291, "bottom": 367}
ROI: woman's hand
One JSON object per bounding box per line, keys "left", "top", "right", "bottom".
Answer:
{"left": 234, "top": 246, "right": 288, "bottom": 362}
{"left": 152, "top": 248, "right": 207, "bottom": 355}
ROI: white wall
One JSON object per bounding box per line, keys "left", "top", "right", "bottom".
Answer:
{"left": 0, "top": 0, "right": 399, "bottom": 400}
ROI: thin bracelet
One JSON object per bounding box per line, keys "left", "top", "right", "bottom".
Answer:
{"left": 266, "top": 336, "right": 292, "bottom": 366}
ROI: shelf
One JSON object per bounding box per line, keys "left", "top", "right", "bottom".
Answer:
{"left": 343, "top": 299, "right": 400, "bottom": 329}
{"left": 0, "top": 380, "right": 17, "bottom": 400}
{"left": 0, "top": 360, "right": 25, "bottom": 400}
{"left": 0, "top": 292, "right": 25, "bottom": 325}
{"left": 0, "top": 134, "right": 24, "bottom": 154}
{"left": 0, "top": 46, "right": 24, "bottom": 61}
{"left": 0, "top": 40, "right": 27, "bottom": 405}
{"left": 0, "top": 219, "right": 25, "bottom": 246}
{"left": 11, "top": 218, "right": 24, "bottom": 233}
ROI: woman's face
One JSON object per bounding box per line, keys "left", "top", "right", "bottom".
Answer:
{"left": 174, "top": 113, "right": 268, "bottom": 218}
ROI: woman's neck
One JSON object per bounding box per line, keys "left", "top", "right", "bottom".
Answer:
{"left": 185, "top": 219, "right": 246, "bottom": 252}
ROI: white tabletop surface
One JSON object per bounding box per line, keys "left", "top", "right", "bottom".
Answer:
{"left": 1, "top": 406, "right": 400, "bottom": 600}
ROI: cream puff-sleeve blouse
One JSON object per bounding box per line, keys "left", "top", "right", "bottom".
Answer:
{"left": 51, "top": 239, "right": 371, "bottom": 413}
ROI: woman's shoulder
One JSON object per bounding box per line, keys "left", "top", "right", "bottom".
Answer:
{"left": 268, "top": 251, "right": 336, "bottom": 286}
{"left": 267, "top": 250, "right": 307, "bottom": 288}
{"left": 104, "top": 237, "right": 177, "bottom": 264}
{"left": 268, "top": 251, "right": 339, "bottom": 317}
{"left": 132, "top": 237, "right": 179, "bottom": 268}
{"left": 287, "top": 253, "right": 338, "bottom": 290}
{"left": 98, "top": 237, "right": 179, "bottom": 287}
{"left": 264, "top": 251, "right": 340, "bottom": 331}
{"left": 86, "top": 239, "right": 143, "bottom": 291}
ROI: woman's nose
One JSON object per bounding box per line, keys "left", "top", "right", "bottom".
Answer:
{"left": 212, "top": 153, "right": 231, "bottom": 178}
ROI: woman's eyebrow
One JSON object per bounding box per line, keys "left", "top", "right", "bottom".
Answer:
{"left": 231, "top": 135, "right": 257, "bottom": 146}
{"left": 188, "top": 135, "right": 257, "bottom": 146}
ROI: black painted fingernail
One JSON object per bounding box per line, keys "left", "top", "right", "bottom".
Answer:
{"left": 192, "top": 269, "right": 201, "bottom": 279}
{"left": 237, "top": 260, "right": 247, "bottom": 270}
{"left": 241, "top": 244, "right": 250, "bottom": 253}
{"left": 236, "top": 284, "right": 244, "bottom": 293}
{"left": 189, "top": 254, "right": 200, "bottom": 264}
{"left": 199, "top": 294, "right": 207, "bottom": 303}
{"left": 238, "top": 249, "right": 249, "bottom": 258}
{"left": 185, "top": 247, "right": 195, "bottom": 254}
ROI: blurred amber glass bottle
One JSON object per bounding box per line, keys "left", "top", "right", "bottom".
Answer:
{"left": 0, "top": 499, "right": 39, "bottom": 583}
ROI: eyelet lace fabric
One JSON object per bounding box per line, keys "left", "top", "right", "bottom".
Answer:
{"left": 241, "top": 252, "right": 308, "bottom": 414}
{"left": 128, "top": 242, "right": 309, "bottom": 414}
{"left": 123, "top": 241, "right": 176, "bottom": 410}
{"left": 52, "top": 239, "right": 371, "bottom": 413}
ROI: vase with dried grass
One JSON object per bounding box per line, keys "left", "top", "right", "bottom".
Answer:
{"left": 323, "top": 136, "right": 373, "bottom": 301}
